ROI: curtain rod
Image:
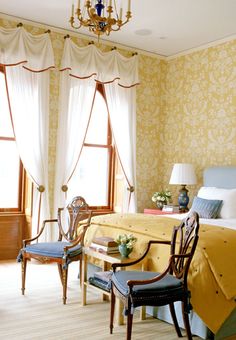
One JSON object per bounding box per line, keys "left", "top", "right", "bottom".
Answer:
{"left": 17, "top": 22, "right": 51, "bottom": 35}
{"left": 63, "top": 37, "right": 137, "bottom": 56}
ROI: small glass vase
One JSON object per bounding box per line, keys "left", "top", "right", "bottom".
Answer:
{"left": 156, "top": 200, "right": 165, "bottom": 210}
{"left": 118, "top": 244, "right": 132, "bottom": 258}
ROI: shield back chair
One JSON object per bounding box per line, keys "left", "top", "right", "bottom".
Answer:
{"left": 109, "top": 211, "right": 200, "bottom": 340}
{"left": 18, "top": 196, "right": 92, "bottom": 304}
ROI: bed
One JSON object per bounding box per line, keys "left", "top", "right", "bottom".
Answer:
{"left": 84, "top": 166, "right": 236, "bottom": 339}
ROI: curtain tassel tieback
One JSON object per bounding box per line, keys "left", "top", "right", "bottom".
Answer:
{"left": 61, "top": 185, "right": 68, "bottom": 200}
{"left": 127, "top": 186, "right": 135, "bottom": 210}
{"left": 61, "top": 185, "right": 68, "bottom": 192}
{"left": 37, "top": 185, "right": 45, "bottom": 193}
{"left": 36, "top": 185, "right": 45, "bottom": 235}
{"left": 127, "top": 186, "right": 134, "bottom": 193}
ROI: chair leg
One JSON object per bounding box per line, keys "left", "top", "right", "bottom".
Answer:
{"left": 110, "top": 288, "right": 116, "bottom": 334}
{"left": 182, "top": 301, "right": 192, "bottom": 340}
{"left": 21, "top": 257, "right": 27, "bottom": 295}
{"left": 62, "top": 267, "right": 68, "bottom": 304}
{"left": 169, "top": 302, "right": 182, "bottom": 337}
{"left": 126, "top": 309, "right": 133, "bottom": 340}
{"left": 57, "top": 264, "right": 63, "bottom": 285}
{"left": 79, "top": 259, "right": 82, "bottom": 287}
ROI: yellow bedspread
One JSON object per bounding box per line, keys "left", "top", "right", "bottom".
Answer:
{"left": 84, "top": 213, "right": 236, "bottom": 334}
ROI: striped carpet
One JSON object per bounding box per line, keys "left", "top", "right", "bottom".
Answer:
{"left": 0, "top": 260, "right": 197, "bottom": 340}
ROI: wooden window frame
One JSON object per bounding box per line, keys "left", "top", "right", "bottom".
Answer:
{"left": 0, "top": 65, "right": 25, "bottom": 213}
{"left": 82, "top": 83, "right": 115, "bottom": 214}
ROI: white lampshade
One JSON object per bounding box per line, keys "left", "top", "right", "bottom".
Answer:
{"left": 169, "top": 163, "right": 196, "bottom": 185}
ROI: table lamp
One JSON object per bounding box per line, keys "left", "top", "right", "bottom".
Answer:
{"left": 169, "top": 163, "right": 196, "bottom": 211}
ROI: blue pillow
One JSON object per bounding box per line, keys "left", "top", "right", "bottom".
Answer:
{"left": 190, "top": 196, "right": 223, "bottom": 219}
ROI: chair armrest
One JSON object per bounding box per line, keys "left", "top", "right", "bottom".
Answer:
{"left": 111, "top": 239, "right": 171, "bottom": 271}
{"left": 126, "top": 252, "right": 188, "bottom": 289}
{"left": 23, "top": 219, "right": 58, "bottom": 246}
{"left": 127, "top": 251, "right": 185, "bottom": 290}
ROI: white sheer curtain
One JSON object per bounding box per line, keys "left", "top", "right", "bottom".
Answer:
{"left": 55, "top": 38, "right": 139, "bottom": 218}
{"left": 0, "top": 26, "right": 54, "bottom": 240}
{"left": 105, "top": 82, "right": 137, "bottom": 212}
{"left": 54, "top": 71, "right": 96, "bottom": 221}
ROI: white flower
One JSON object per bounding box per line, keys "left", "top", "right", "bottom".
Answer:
{"left": 151, "top": 189, "right": 172, "bottom": 203}
{"left": 116, "top": 233, "right": 137, "bottom": 249}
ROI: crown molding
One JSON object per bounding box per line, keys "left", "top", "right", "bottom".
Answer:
{"left": 167, "top": 34, "right": 236, "bottom": 61}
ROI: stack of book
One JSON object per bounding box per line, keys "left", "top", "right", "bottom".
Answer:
{"left": 162, "top": 204, "right": 180, "bottom": 213}
{"left": 89, "top": 236, "right": 119, "bottom": 254}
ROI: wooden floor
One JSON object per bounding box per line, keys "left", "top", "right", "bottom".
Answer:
{"left": 0, "top": 260, "right": 201, "bottom": 340}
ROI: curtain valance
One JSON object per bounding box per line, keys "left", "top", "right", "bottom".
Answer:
{"left": 60, "top": 39, "right": 139, "bottom": 87}
{"left": 0, "top": 27, "right": 54, "bottom": 71}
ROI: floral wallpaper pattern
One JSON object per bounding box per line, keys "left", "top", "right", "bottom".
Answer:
{"left": 159, "top": 41, "right": 236, "bottom": 205}
{"left": 1, "top": 16, "right": 236, "bottom": 213}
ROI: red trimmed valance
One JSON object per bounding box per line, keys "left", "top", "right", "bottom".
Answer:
{"left": 0, "top": 26, "right": 55, "bottom": 71}
{"left": 60, "top": 38, "right": 139, "bottom": 88}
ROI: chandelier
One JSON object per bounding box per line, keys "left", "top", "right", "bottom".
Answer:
{"left": 69, "top": 0, "right": 132, "bottom": 37}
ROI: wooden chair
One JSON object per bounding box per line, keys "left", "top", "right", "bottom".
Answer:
{"left": 109, "top": 211, "right": 200, "bottom": 340}
{"left": 18, "top": 196, "right": 92, "bottom": 304}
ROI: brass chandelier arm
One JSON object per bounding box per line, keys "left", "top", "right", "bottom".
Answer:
{"left": 69, "top": 16, "right": 82, "bottom": 30}
{"left": 110, "top": 12, "right": 132, "bottom": 31}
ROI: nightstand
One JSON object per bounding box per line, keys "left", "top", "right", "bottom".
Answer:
{"left": 81, "top": 247, "right": 147, "bottom": 325}
{"left": 144, "top": 208, "right": 179, "bottom": 215}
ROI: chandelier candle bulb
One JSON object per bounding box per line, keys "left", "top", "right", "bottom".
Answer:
{"left": 119, "top": 7, "right": 123, "bottom": 20}
{"left": 77, "top": 0, "right": 80, "bottom": 10}
{"left": 72, "top": 4, "right": 74, "bottom": 16}
{"left": 128, "top": 0, "right": 131, "bottom": 12}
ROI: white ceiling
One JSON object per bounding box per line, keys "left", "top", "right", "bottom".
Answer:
{"left": 0, "top": 0, "right": 236, "bottom": 57}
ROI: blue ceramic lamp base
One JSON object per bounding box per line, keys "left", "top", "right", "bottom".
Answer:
{"left": 178, "top": 185, "right": 189, "bottom": 212}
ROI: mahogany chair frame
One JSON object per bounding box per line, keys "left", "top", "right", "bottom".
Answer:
{"left": 20, "top": 196, "right": 92, "bottom": 304}
{"left": 110, "top": 211, "right": 200, "bottom": 340}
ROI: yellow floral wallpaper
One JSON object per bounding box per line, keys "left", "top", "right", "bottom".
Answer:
{"left": 159, "top": 40, "right": 236, "bottom": 206}
{"left": 1, "top": 15, "right": 236, "bottom": 213}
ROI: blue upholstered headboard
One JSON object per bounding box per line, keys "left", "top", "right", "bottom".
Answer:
{"left": 203, "top": 166, "right": 236, "bottom": 189}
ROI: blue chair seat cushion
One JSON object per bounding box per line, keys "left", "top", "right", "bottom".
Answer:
{"left": 24, "top": 242, "right": 82, "bottom": 258}
{"left": 112, "top": 271, "right": 186, "bottom": 308}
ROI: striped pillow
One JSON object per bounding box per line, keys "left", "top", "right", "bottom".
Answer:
{"left": 190, "top": 196, "right": 223, "bottom": 219}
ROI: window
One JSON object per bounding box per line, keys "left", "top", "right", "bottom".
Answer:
{"left": 0, "top": 66, "right": 23, "bottom": 212}
{"left": 68, "top": 83, "right": 115, "bottom": 211}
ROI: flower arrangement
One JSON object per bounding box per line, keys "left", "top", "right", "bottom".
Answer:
{"left": 116, "top": 234, "right": 137, "bottom": 249}
{"left": 152, "top": 189, "right": 172, "bottom": 208}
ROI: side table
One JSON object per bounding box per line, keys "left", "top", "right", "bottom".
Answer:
{"left": 81, "top": 247, "right": 147, "bottom": 325}
{"left": 144, "top": 208, "right": 179, "bottom": 215}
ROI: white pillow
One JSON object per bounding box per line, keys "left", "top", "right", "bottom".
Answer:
{"left": 197, "top": 187, "right": 236, "bottom": 218}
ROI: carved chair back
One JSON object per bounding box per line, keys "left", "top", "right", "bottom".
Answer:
{"left": 57, "top": 196, "right": 91, "bottom": 243}
{"left": 169, "top": 211, "right": 199, "bottom": 284}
